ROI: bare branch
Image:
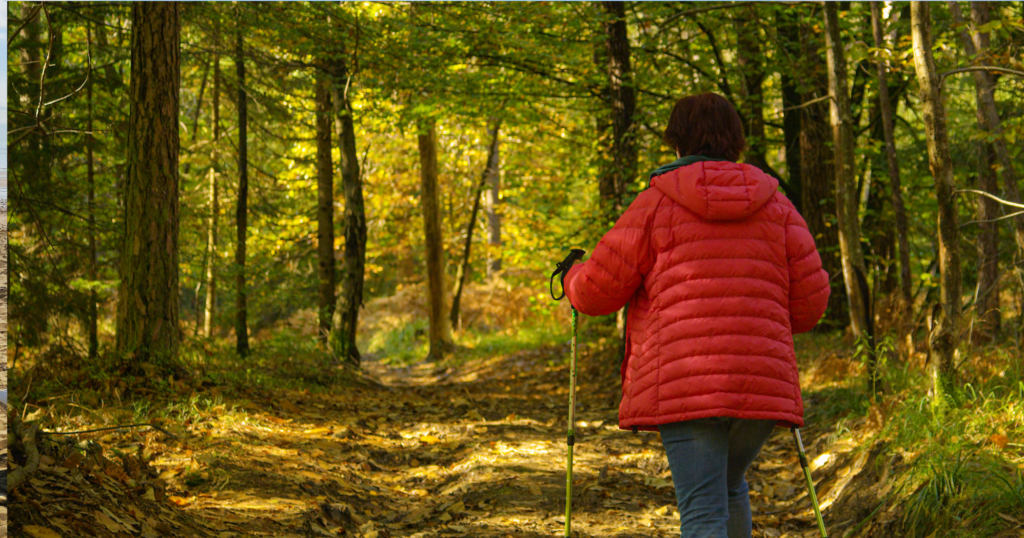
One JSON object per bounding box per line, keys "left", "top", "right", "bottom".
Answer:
{"left": 940, "top": 66, "right": 1024, "bottom": 84}
{"left": 957, "top": 189, "right": 1024, "bottom": 209}
{"left": 961, "top": 210, "right": 1024, "bottom": 228}
{"left": 8, "top": 3, "right": 43, "bottom": 47}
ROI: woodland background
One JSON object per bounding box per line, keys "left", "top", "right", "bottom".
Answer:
{"left": 5, "top": 2, "right": 1024, "bottom": 538}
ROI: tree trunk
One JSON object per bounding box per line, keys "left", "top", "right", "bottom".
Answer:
{"left": 418, "top": 119, "right": 453, "bottom": 359}
{"left": 484, "top": 120, "right": 502, "bottom": 276}
{"left": 912, "top": 1, "right": 962, "bottom": 399}
{"left": 778, "top": 6, "right": 803, "bottom": 212}
{"left": 203, "top": 48, "right": 220, "bottom": 339}
{"left": 115, "top": 2, "right": 181, "bottom": 369}
{"left": 315, "top": 67, "right": 335, "bottom": 340}
{"left": 451, "top": 121, "right": 502, "bottom": 330}
{"left": 737, "top": 7, "right": 780, "bottom": 180}
{"left": 598, "top": 1, "right": 637, "bottom": 224}
{"left": 234, "top": 20, "right": 249, "bottom": 356}
{"left": 87, "top": 26, "right": 98, "bottom": 359}
{"left": 825, "top": 3, "right": 877, "bottom": 388}
{"left": 976, "top": 142, "right": 1001, "bottom": 339}
{"left": 949, "top": 1, "right": 1024, "bottom": 258}
{"left": 871, "top": 1, "right": 914, "bottom": 349}
{"left": 329, "top": 64, "right": 367, "bottom": 367}
{"left": 798, "top": 15, "right": 847, "bottom": 330}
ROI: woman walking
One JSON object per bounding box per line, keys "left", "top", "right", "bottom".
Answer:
{"left": 564, "top": 92, "right": 830, "bottom": 538}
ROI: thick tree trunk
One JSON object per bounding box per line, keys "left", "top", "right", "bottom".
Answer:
{"left": 597, "top": 1, "right": 637, "bottom": 224}
{"left": 798, "top": 16, "right": 847, "bottom": 330}
{"left": 871, "top": 1, "right": 914, "bottom": 349}
{"left": 912, "top": 1, "right": 962, "bottom": 398}
{"left": 203, "top": 49, "right": 220, "bottom": 339}
{"left": 976, "top": 142, "right": 1001, "bottom": 338}
{"left": 116, "top": 2, "right": 181, "bottom": 369}
{"left": 418, "top": 120, "right": 453, "bottom": 359}
{"left": 484, "top": 120, "right": 502, "bottom": 276}
{"left": 234, "top": 22, "right": 249, "bottom": 356}
{"left": 778, "top": 5, "right": 803, "bottom": 212}
{"left": 451, "top": 122, "right": 501, "bottom": 330}
{"left": 329, "top": 64, "right": 367, "bottom": 367}
{"left": 825, "top": 3, "right": 877, "bottom": 388}
{"left": 736, "top": 7, "right": 780, "bottom": 180}
{"left": 315, "top": 67, "right": 335, "bottom": 339}
{"left": 87, "top": 28, "right": 98, "bottom": 359}
{"left": 949, "top": 1, "right": 1024, "bottom": 257}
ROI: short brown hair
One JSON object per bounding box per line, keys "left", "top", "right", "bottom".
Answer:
{"left": 663, "top": 92, "right": 746, "bottom": 161}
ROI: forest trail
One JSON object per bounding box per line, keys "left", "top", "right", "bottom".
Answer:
{"left": 10, "top": 338, "right": 860, "bottom": 538}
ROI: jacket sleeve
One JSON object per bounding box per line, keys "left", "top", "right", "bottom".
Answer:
{"left": 564, "top": 190, "right": 659, "bottom": 317}
{"left": 785, "top": 203, "right": 831, "bottom": 333}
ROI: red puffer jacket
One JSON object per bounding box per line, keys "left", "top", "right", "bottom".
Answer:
{"left": 565, "top": 161, "right": 829, "bottom": 430}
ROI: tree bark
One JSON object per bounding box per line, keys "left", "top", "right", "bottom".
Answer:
{"left": 975, "top": 142, "right": 1001, "bottom": 338}
{"left": 825, "top": 2, "right": 877, "bottom": 388}
{"left": 87, "top": 25, "right": 98, "bottom": 359}
{"left": 949, "top": 1, "right": 1024, "bottom": 258}
{"left": 798, "top": 14, "right": 847, "bottom": 330}
{"left": 778, "top": 6, "right": 803, "bottom": 212}
{"left": 203, "top": 47, "right": 220, "bottom": 339}
{"left": 329, "top": 63, "right": 367, "bottom": 367}
{"left": 418, "top": 119, "right": 453, "bottom": 359}
{"left": 116, "top": 2, "right": 181, "bottom": 369}
{"left": 234, "top": 19, "right": 249, "bottom": 356}
{"left": 912, "top": 1, "right": 962, "bottom": 398}
{"left": 736, "top": 7, "right": 780, "bottom": 180}
{"left": 871, "top": 1, "right": 914, "bottom": 348}
{"left": 484, "top": 120, "right": 502, "bottom": 276}
{"left": 451, "top": 121, "right": 501, "bottom": 330}
{"left": 315, "top": 67, "right": 335, "bottom": 340}
{"left": 597, "top": 1, "right": 637, "bottom": 224}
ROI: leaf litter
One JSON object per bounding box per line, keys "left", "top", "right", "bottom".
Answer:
{"left": 8, "top": 340, "right": 851, "bottom": 538}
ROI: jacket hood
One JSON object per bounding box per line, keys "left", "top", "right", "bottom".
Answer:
{"left": 651, "top": 161, "right": 779, "bottom": 220}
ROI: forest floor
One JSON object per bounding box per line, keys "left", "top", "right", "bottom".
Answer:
{"left": 6, "top": 328, "right": 901, "bottom": 538}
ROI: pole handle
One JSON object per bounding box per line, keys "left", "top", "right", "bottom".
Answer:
{"left": 550, "top": 249, "right": 586, "bottom": 300}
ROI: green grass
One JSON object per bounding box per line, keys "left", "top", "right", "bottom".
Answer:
{"left": 362, "top": 317, "right": 571, "bottom": 367}
{"left": 801, "top": 335, "right": 1024, "bottom": 538}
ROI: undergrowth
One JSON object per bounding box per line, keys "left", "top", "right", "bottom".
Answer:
{"left": 797, "top": 330, "right": 1024, "bottom": 538}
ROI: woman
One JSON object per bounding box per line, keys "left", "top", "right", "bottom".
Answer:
{"left": 564, "top": 92, "right": 830, "bottom": 538}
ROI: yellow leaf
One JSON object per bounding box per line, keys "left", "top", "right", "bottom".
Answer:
{"left": 989, "top": 434, "right": 1009, "bottom": 449}
{"left": 23, "top": 526, "right": 62, "bottom": 538}
{"left": 279, "top": 400, "right": 302, "bottom": 414}
{"left": 93, "top": 511, "right": 123, "bottom": 533}
{"left": 168, "top": 495, "right": 193, "bottom": 506}
{"left": 419, "top": 435, "right": 442, "bottom": 445}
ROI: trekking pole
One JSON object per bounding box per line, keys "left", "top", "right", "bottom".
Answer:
{"left": 792, "top": 427, "right": 828, "bottom": 538}
{"left": 550, "top": 249, "right": 585, "bottom": 538}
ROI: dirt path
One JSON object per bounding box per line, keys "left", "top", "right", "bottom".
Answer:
{"left": 10, "top": 341, "right": 845, "bottom": 538}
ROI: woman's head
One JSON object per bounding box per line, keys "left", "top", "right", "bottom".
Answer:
{"left": 663, "top": 92, "right": 746, "bottom": 161}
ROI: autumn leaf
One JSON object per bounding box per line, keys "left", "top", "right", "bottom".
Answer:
{"left": 23, "top": 526, "right": 63, "bottom": 538}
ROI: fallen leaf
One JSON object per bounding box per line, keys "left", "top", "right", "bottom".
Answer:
{"left": 419, "top": 435, "right": 442, "bottom": 445}
{"left": 23, "top": 526, "right": 62, "bottom": 538}
{"left": 94, "top": 510, "right": 123, "bottom": 533}
{"left": 998, "top": 512, "right": 1021, "bottom": 524}
{"left": 989, "top": 434, "right": 1009, "bottom": 449}
{"left": 279, "top": 400, "right": 302, "bottom": 414}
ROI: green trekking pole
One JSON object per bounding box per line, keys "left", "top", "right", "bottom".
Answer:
{"left": 550, "top": 249, "right": 585, "bottom": 538}
{"left": 565, "top": 305, "right": 579, "bottom": 537}
{"left": 792, "top": 427, "right": 828, "bottom": 538}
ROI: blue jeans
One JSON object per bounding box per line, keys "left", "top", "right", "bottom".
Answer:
{"left": 659, "top": 417, "right": 777, "bottom": 538}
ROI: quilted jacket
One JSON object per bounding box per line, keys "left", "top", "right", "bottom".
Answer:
{"left": 564, "top": 160, "right": 829, "bottom": 430}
